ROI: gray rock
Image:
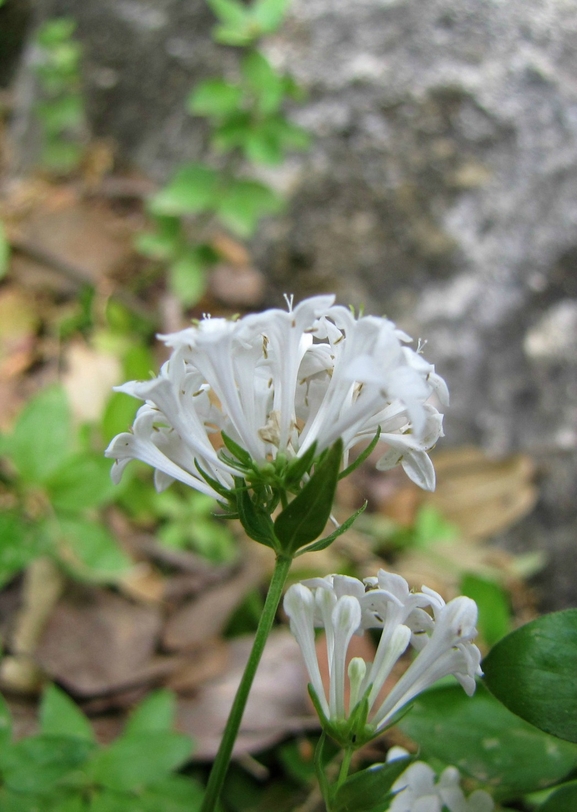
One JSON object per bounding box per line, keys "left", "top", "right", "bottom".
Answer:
{"left": 9, "top": 0, "right": 577, "bottom": 606}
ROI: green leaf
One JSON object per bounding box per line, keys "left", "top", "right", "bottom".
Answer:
{"left": 56, "top": 517, "right": 132, "bottom": 581}
{"left": 46, "top": 453, "right": 118, "bottom": 511}
{"left": 7, "top": 385, "right": 72, "bottom": 483}
{"left": 0, "top": 735, "right": 93, "bottom": 793}
{"left": 241, "top": 50, "right": 283, "bottom": 114}
{"left": 137, "top": 775, "right": 206, "bottom": 812}
{"left": 36, "top": 95, "right": 83, "bottom": 134}
{"left": 0, "top": 693, "right": 12, "bottom": 753}
{"left": 399, "top": 683, "right": 577, "bottom": 800}
{"left": 41, "top": 140, "right": 83, "bottom": 173}
{"left": 101, "top": 391, "right": 139, "bottom": 445}
{"left": 135, "top": 230, "right": 179, "bottom": 262}
{"left": 274, "top": 439, "right": 343, "bottom": 554}
{"left": 295, "top": 502, "right": 367, "bottom": 556}
{"left": 169, "top": 250, "right": 207, "bottom": 306}
{"left": 188, "top": 79, "right": 243, "bottom": 118}
{"left": 217, "top": 179, "right": 284, "bottom": 238}
{"left": 0, "top": 512, "right": 47, "bottom": 588}
{"left": 149, "top": 164, "right": 220, "bottom": 216}
{"left": 483, "top": 609, "right": 577, "bottom": 743}
{"left": 88, "top": 731, "right": 192, "bottom": 791}
{"left": 284, "top": 441, "right": 317, "bottom": 489}
{"left": 40, "top": 684, "right": 95, "bottom": 742}
{"left": 124, "top": 690, "right": 176, "bottom": 735}
{"left": 252, "top": 0, "right": 291, "bottom": 32}
{"left": 460, "top": 573, "right": 511, "bottom": 647}
{"left": 235, "top": 480, "right": 278, "bottom": 549}
{"left": 0, "top": 220, "right": 9, "bottom": 279}
{"left": 537, "top": 781, "right": 577, "bottom": 812}
{"left": 333, "top": 757, "right": 413, "bottom": 812}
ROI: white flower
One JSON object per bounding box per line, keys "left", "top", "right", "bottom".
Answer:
{"left": 105, "top": 296, "right": 447, "bottom": 496}
{"left": 387, "top": 748, "right": 494, "bottom": 812}
{"left": 283, "top": 569, "right": 482, "bottom": 735}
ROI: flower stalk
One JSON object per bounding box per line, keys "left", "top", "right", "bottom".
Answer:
{"left": 200, "top": 553, "right": 293, "bottom": 812}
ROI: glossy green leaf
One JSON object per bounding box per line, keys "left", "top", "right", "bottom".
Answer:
{"left": 399, "top": 683, "right": 577, "bottom": 800}
{"left": 217, "top": 179, "right": 284, "bottom": 237}
{"left": 188, "top": 79, "right": 243, "bottom": 117}
{"left": 0, "top": 735, "right": 93, "bottom": 792}
{"left": 461, "top": 573, "right": 511, "bottom": 646}
{"left": 7, "top": 385, "right": 72, "bottom": 483}
{"left": 274, "top": 439, "right": 343, "bottom": 554}
{"left": 47, "top": 453, "right": 118, "bottom": 511}
{"left": 149, "top": 164, "right": 219, "bottom": 216}
{"left": 537, "top": 781, "right": 577, "bottom": 812}
{"left": 0, "top": 220, "right": 9, "bottom": 279}
{"left": 56, "top": 517, "right": 132, "bottom": 580}
{"left": 483, "top": 609, "right": 577, "bottom": 743}
{"left": 40, "top": 684, "right": 95, "bottom": 742}
{"left": 333, "top": 757, "right": 413, "bottom": 812}
{"left": 124, "top": 690, "right": 176, "bottom": 735}
{"left": 88, "top": 731, "right": 192, "bottom": 791}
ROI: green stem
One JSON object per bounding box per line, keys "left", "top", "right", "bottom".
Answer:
{"left": 200, "top": 553, "right": 293, "bottom": 812}
{"left": 337, "top": 747, "right": 353, "bottom": 790}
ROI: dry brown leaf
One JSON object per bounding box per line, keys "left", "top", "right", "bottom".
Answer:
{"left": 165, "top": 640, "right": 229, "bottom": 694}
{"left": 62, "top": 341, "right": 121, "bottom": 423}
{"left": 35, "top": 585, "right": 163, "bottom": 696}
{"left": 162, "top": 551, "right": 263, "bottom": 651}
{"left": 209, "top": 264, "right": 265, "bottom": 308}
{"left": 176, "top": 630, "right": 316, "bottom": 760}
{"left": 427, "top": 446, "right": 538, "bottom": 538}
{"left": 0, "top": 558, "right": 65, "bottom": 693}
{"left": 0, "top": 286, "right": 39, "bottom": 379}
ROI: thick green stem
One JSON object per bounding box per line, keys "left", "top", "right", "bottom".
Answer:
{"left": 200, "top": 553, "right": 293, "bottom": 812}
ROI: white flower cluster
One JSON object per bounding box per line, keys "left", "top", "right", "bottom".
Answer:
{"left": 387, "top": 747, "right": 494, "bottom": 812}
{"left": 283, "top": 570, "right": 482, "bottom": 731}
{"left": 105, "top": 295, "right": 447, "bottom": 497}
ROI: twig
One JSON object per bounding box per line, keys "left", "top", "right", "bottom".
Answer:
{"left": 10, "top": 236, "right": 156, "bottom": 323}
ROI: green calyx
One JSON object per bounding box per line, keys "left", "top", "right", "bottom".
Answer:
{"left": 308, "top": 684, "right": 378, "bottom": 751}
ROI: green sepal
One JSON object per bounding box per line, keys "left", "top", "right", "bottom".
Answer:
{"left": 194, "top": 460, "right": 236, "bottom": 501}
{"left": 235, "top": 478, "right": 279, "bottom": 550}
{"left": 284, "top": 441, "right": 317, "bottom": 489}
{"left": 338, "top": 427, "right": 381, "bottom": 480}
{"left": 295, "top": 502, "right": 367, "bottom": 557}
{"left": 274, "top": 439, "right": 343, "bottom": 554}
{"left": 221, "top": 432, "right": 253, "bottom": 468}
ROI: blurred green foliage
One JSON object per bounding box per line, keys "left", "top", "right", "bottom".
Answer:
{"left": 0, "top": 686, "right": 202, "bottom": 810}
{"left": 33, "top": 17, "right": 85, "bottom": 172}
{"left": 137, "top": 0, "right": 309, "bottom": 306}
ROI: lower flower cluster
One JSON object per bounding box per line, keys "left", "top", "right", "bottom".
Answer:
{"left": 387, "top": 747, "right": 494, "bottom": 812}
{"left": 283, "top": 569, "right": 482, "bottom": 745}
